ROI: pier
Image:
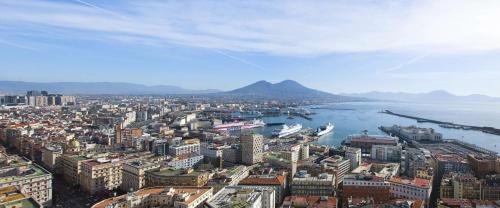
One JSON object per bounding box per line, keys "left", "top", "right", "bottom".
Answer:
{"left": 381, "top": 110, "right": 500, "bottom": 136}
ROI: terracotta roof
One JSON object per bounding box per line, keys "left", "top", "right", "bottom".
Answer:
{"left": 239, "top": 176, "right": 283, "bottom": 186}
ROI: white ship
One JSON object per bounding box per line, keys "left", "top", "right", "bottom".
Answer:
{"left": 213, "top": 119, "right": 266, "bottom": 131}
{"left": 272, "top": 124, "right": 303, "bottom": 138}
{"left": 316, "top": 122, "right": 334, "bottom": 137}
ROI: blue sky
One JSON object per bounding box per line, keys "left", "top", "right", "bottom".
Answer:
{"left": 1, "top": 0, "right": 500, "bottom": 96}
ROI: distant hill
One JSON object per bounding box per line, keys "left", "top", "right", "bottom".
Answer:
{"left": 226, "top": 80, "right": 364, "bottom": 101}
{"left": 344, "top": 90, "right": 500, "bottom": 103}
{"left": 0, "top": 81, "right": 220, "bottom": 95}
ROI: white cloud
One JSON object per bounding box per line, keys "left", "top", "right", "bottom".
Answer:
{"left": 1, "top": 0, "right": 500, "bottom": 56}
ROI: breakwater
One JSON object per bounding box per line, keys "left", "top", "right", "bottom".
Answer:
{"left": 381, "top": 110, "right": 500, "bottom": 136}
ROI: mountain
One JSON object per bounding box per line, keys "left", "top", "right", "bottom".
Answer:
{"left": 0, "top": 81, "right": 220, "bottom": 95}
{"left": 344, "top": 90, "right": 500, "bottom": 103}
{"left": 226, "top": 80, "right": 363, "bottom": 101}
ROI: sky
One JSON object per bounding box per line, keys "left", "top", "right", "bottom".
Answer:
{"left": 1, "top": 0, "right": 500, "bottom": 96}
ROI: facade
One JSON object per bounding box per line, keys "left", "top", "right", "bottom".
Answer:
{"left": 0, "top": 156, "right": 52, "bottom": 207}
{"left": 0, "top": 186, "right": 41, "bottom": 208}
{"left": 319, "top": 155, "right": 350, "bottom": 185}
{"left": 405, "top": 148, "right": 428, "bottom": 178}
{"left": 168, "top": 142, "right": 200, "bottom": 157}
{"left": 440, "top": 172, "right": 500, "bottom": 201}
{"left": 467, "top": 154, "right": 500, "bottom": 178}
{"left": 165, "top": 154, "right": 204, "bottom": 169}
{"left": 92, "top": 186, "right": 213, "bottom": 208}
{"left": 206, "top": 186, "right": 275, "bottom": 208}
{"left": 389, "top": 177, "right": 432, "bottom": 205}
{"left": 80, "top": 158, "right": 125, "bottom": 194}
{"left": 241, "top": 133, "right": 263, "bottom": 165}
{"left": 344, "top": 133, "right": 398, "bottom": 155}
{"left": 371, "top": 144, "right": 402, "bottom": 162}
{"left": 40, "top": 144, "right": 63, "bottom": 173}
{"left": 299, "top": 144, "right": 309, "bottom": 160}
{"left": 343, "top": 174, "right": 391, "bottom": 204}
{"left": 385, "top": 125, "right": 442, "bottom": 142}
{"left": 345, "top": 147, "right": 362, "bottom": 170}
{"left": 291, "top": 171, "right": 335, "bottom": 197}
{"left": 281, "top": 196, "right": 337, "bottom": 208}
{"left": 145, "top": 168, "right": 210, "bottom": 187}
{"left": 61, "top": 154, "right": 92, "bottom": 186}
{"left": 121, "top": 160, "right": 160, "bottom": 192}
{"left": 239, "top": 174, "right": 287, "bottom": 206}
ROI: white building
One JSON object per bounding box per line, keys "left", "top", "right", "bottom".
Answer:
{"left": 388, "top": 125, "right": 442, "bottom": 142}
{"left": 389, "top": 177, "right": 432, "bottom": 204}
{"left": 345, "top": 147, "right": 362, "bottom": 170}
{"left": 206, "top": 186, "right": 275, "bottom": 208}
{"left": 166, "top": 154, "right": 204, "bottom": 169}
{"left": 169, "top": 142, "right": 200, "bottom": 157}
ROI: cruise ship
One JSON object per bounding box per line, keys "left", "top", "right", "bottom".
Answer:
{"left": 316, "top": 122, "right": 334, "bottom": 137}
{"left": 213, "top": 119, "right": 266, "bottom": 131}
{"left": 272, "top": 124, "right": 303, "bottom": 138}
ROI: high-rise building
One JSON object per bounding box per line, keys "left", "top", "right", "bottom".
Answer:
{"left": 345, "top": 147, "right": 362, "bottom": 170}
{"left": 241, "top": 133, "right": 264, "bottom": 165}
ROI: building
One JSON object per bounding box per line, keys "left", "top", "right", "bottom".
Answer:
{"left": 291, "top": 171, "right": 335, "bottom": 197}
{"left": 0, "top": 156, "right": 52, "bottom": 206}
{"left": 299, "top": 144, "right": 310, "bottom": 160}
{"left": 206, "top": 186, "right": 275, "bottom": 208}
{"left": 40, "top": 144, "right": 63, "bottom": 173}
{"left": 92, "top": 186, "right": 213, "bottom": 208}
{"left": 165, "top": 153, "right": 204, "bottom": 169}
{"left": 384, "top": 125, "right": 442, "bottom": 142}
{"left": 239, "top": 174, "right": 287, "bottom": 206}
{"left": 145, "top": 168, "right": 210, "bottom": 187}
{"left": 281, "top": 196, "right": 337, "bottom": 208}
{"left": 0, "top": 186, "right": 41, "bottom": 208}
{"left": 345, "top": 147, "right": 361, "bottom": 170}
{"left": 241, "top": 133, "right": 263, "bottom": 165}
{"left": 467, "top": 154, "right": 500, "bottom": 178}
{"left": 389, "top": 177, "right": 432, "bottom": 204}
{"left": 344, "top": 133, "right": 398, "bottom": 155}
{"left": 405, "top": 148, "right": 429, "bottom": 178}
{"left": 343, "top": 174, "right": 391, "bottom": 204}
{"left": 371, "top": 144, "right": 402, "bottom": 162}
{"left": 168, "top": 141, "right": 200, "bottom": 157}
{"left": 121, "top": 160, "right": 160, "bottom": 192}
{"left": 319, "top": 155, "right": 350, "bottom": 185}
{"left": 80, "top": 152, "right": 154, "bottom": 194}
{"left": 80, "top": 157, "right": 125, "bottom": 194}
{"left": 60, "top": 154, "right": 92, "bottom": 186}
{"left": 440, "top": 172, "right": 500, "bottom": 201}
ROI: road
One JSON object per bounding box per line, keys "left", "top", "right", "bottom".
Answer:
{"left": 52, "top": 176, "right": 110, "bottom": 208}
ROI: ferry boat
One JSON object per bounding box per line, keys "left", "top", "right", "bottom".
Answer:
{"left": 316, "top": 122, "right": 334, "bottom": 137}
{"left": 213, "top": 119, "right": 266, "bottom": 131}
{"left": 272, "top": 124, "right": 303, "bottom": 138}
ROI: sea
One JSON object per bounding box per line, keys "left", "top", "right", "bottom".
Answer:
{"left": 253, "top": 101, "right": 500, "bottom": 154}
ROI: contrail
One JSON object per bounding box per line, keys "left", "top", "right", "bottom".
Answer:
{"left": 0, "top": 39, "right": 39, "bottom": 51}
{"left": 379, "top": 53, "right": 430, "bottom": 74}
{"left": 73, "top": 0, "right": 265, "bottom": 71}
{"left": 213, "top": 49, "right": 266, "bottom": 71}
{"left": 73, "top": 0, "right": 127, "bottom": 19}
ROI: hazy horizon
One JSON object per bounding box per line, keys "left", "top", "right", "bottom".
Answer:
{"left": 2, "top": 1, "right": 500, "bottom": 96}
